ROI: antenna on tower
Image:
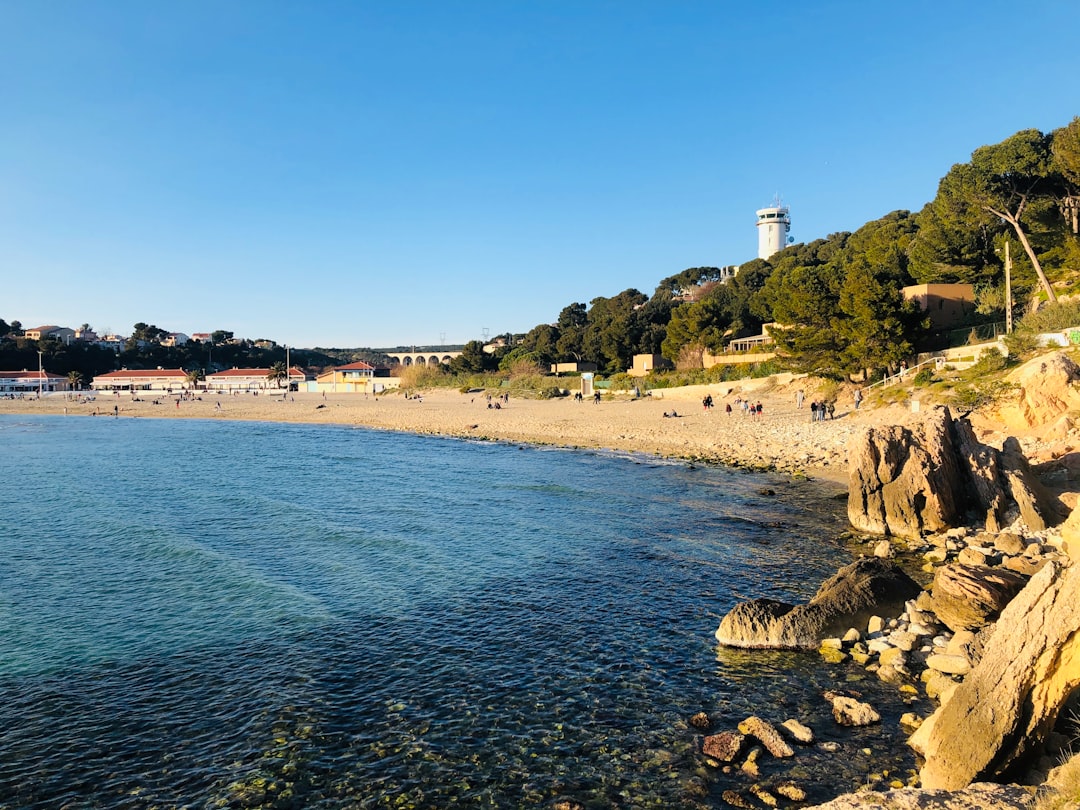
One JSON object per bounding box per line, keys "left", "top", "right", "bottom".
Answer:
{"left": 482, "top": 327, "right": 490, "bottom": 342}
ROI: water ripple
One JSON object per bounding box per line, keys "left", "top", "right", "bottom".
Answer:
{"left": 0, "top": 415, "right": 914, "bottom": 808}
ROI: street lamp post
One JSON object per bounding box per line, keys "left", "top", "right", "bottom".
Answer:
{"left": 37, "top": 351, "right": 43, "bottom": 398}
{"left": 1004, "top": 238, "right": 1013, "bottom": 335}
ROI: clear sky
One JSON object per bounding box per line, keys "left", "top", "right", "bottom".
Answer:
{"left": 2, "top": 1, "right": 1077, "bottom": 350}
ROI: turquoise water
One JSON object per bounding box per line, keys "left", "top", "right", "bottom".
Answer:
{"left": 0, "top": 415, "right": 916, "bottom": 808}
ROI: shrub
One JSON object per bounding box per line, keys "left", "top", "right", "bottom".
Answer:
{"left": 964, "top": 349, "right": 1011, "bottom": 378}
{"left": 952, "top": 379, "right": 1015, "bottom": 410}
{"left": 913, "top": 367, "right": 934, "bottom": 385}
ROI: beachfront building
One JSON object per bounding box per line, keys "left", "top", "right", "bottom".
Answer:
{"left": 91, "top": 368, "right": 190, "bottom": 392}
{"left": 313, "top": 361, "right": 376, "bottom": 393}
{"left": 626, "top": 355, "right": 672, "bottom": 377}
{"left": 205, "top": 367, "right": 307, "bottom": 392}
{"left": 0, "top": 370, "right": 70, "bottom": 394}
{"left": 551, "top": 362, "right": 598, "bottom": 375}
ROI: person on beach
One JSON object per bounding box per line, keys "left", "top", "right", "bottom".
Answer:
{"left": 810, "top": 401, "right": 819, "bottom": 422}
{"left": 854, "top": 388, "right": 862, "bottom": 410}
{"left": 796, "top": 389, "right": 804, "bottom": 409}
{"left": 827, "top": 401, "right": 835, "bottom": 420}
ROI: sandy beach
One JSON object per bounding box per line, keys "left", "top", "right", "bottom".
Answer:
{"left": 0, "top": 375, "right": 917, "bottom": 487}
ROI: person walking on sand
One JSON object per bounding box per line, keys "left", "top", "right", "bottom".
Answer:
{"left": 810, "top": 401, "right": 819, "bottom": 422}
{"left": 796, "top": 389, "right": 805, "bottom": 409}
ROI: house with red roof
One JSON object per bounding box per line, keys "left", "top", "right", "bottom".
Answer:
{"left": 91, "top": 368, "right": 190, "bottom": 392}
{"left": 311, "top": 361, "right": 379, "bottom": 394}
{"left": 204, "top": 367, "right": 307, "bottom": 392}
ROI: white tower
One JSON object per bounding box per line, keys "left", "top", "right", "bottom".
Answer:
{"left": 755, "top": 199, "right": 791, "bottom": 260}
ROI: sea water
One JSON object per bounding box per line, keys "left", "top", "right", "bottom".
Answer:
{"left": 0, "top": 415, "right": 916, "bottom": 808}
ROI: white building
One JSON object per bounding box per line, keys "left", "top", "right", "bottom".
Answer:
{"left": 756, "top": 202, "right": 791, "bottom": 260}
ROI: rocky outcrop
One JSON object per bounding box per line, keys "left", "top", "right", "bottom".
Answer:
{"left": 715, "top": 557, "right": 921, "bottom": 649}
{"left": 805, "top": 782, "right": 1036, "bottom": 809}
{"left": 848, "top": 406, "right": 1066, "bottom": 537}
{"left": 847, "top": 408, "right": 964, "bottom": 537}
{"left": 928, "top": 563, "right": 1029, "bottom": 632}
{"left": 996, "top": 350, "right": 1080, "bottom": 432}
{"left": 912, "top": 561, "right": 1080, "bottom": 789}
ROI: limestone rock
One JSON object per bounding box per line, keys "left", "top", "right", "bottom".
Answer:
{"left": 689, "top": 711, "right": 711, "bottom": 729}
{"left": 702, "top": 731, "right": 744, "bottom": 763}
{"left": 999, "top": 437, "right": 1067, "bottom": 531}
{"left": 775, "top": 781, "right": 807, "bottom": 801}
{"left": 828, "top": 694, "right": 881, "bottom": 727}
{"left": 925, "top": 653, "right": 970, "bottom": 676}
{"left": 929, "top": 563, "right": 1028, "bottom": 632}
{"left": 915, "top": 562, "right": 1080, "bottom": 789}
{"left": 847, "top": 408, "right": 963, "bottom": 537}
{"left": 804, "top": 782, "right": 1036, "bottom": 809}
{"left": 715, "top": 558, "right": 921, "bottom": 649}
{"left": 781, "top": 718, "right": 814, "bottom": 744}
{"left": 849, "top": 406, "right": 1065, "bottom": 537}
{"left": 994, "top": 532, "right": 1026, "bottom": 555}
{"left": 737, "top": 716, "right": 793, "bottom": 758}
{"left": 748, "top": 784, "right": 778, "bottom": 807}
{"left": 996, "top": 350, "right": 1080, "bottom": 432}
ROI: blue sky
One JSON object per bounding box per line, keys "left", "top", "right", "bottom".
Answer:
{"left": 2, "top": 1, "right": 1077, "bottom": 350}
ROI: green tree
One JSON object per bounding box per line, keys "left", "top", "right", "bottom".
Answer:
{"left": 581, "top": 289, "right": 647, "bottom": 373}
{"left": 267, "top": 362, "right": 288, "bottom": 388}
{"left": 933, "top": 130, "right": 1057, "bottom": 301}
{"left": 447, "top": 340, "right": 489, "bottom": 374}
{"left": 66, "top": 370, "right": 83, "bottom": 390}
{"left": 185, "top": 368, "right": 205, "bottom": 389}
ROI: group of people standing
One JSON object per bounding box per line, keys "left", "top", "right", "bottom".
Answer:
{"left": 809, "top": 400, "right": 835, "bottom": 421}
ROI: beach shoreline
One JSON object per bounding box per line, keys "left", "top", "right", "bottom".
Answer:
{"left": 0, "top": 377, "right": 912, "bottom": 488}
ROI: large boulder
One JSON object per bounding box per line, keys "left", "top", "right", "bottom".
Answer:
{"left": 715, "top": 557, "right": 921, "bottom": 649}
{"left": 847, "top": 408, "right": 964, "bottom": 537}
{"left": 848, "top": 406, "right": 1066, "bottom": 537}
{"left": 996, "top": 350, "right": 1080, "bottom": 432}
{"left": 929, "top": 563, "right": 1029, "bottom": 632}
{"left": 912, "top": 561, "right": 1080, "bottom": 789}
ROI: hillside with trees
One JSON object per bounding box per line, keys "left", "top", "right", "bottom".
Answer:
{"left": 505, "top": 118, "right": 1080, "bottom": 382}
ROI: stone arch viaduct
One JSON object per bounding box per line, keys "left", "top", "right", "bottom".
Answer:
{"left": 384, "top": 350, "right": 463, "bottom": 367}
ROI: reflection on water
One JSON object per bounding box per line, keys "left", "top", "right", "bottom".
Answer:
{"left": 0, "top": 415, "right": 917, "bottom": 807}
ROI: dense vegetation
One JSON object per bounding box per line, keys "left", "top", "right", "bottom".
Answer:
{"left": 5, "top": 118, "right": 1079, "bottom": 385}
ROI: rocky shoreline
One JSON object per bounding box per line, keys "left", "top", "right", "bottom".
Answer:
{"left": 698, "top": 352, "right": 1080, "bottom": 810}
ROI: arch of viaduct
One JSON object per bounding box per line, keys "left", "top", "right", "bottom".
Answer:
{"left": 385, "top": 351, "right": 463, "bottom": 367}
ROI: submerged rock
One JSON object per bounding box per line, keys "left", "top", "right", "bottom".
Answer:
{"left": 702, "top": 731, "right": 744, "bottom": 763}
{"left": 737, "top": 716, "right": 793, "bottom": 758}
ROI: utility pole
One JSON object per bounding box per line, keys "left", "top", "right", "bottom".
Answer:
{"left": 1005, "top": 238, "right": 1013, "bottom": 334}
{"left": 37, "top": 351, "right": 43, "bottom": 398}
